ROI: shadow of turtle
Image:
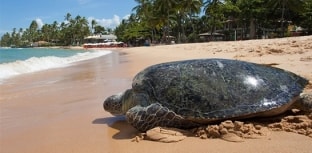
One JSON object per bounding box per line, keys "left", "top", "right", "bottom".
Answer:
{"left": 92, "top": 116, "right": 139, "bottom": 140}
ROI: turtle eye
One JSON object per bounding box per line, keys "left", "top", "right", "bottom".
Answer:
{"left": 103, "top": 100, "right": 110, "bottom": 111}
{"left": 103, "top": 96, "right": 115, "bottom": 111}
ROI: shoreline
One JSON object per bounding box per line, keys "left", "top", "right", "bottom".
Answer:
{"left": 35, "top": 45, "right": 127, "bottom": 51}
{"left": 0, "top": 48, "right": 114, "bottom": 83}
{"left": 1, "top": 36, "right": 311, "bottom": 153}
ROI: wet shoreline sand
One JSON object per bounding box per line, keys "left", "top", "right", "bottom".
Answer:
{"left": 1, "top": 36, "right": 312, "bottom": 153}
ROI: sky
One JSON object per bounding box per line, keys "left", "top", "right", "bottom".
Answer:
{"left": 0, "top": 0, "right": 137, "bottom": 36}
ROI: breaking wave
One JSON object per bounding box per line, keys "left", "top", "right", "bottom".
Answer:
{"left": 0, "top": 51, "right": 111, "bottom": 81}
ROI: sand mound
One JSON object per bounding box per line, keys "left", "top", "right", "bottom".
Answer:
{"left": 134, "top": 112, "right": 312, "bottom": 143}
{"left": 193, "top": 120, "right": 267, "bottom": 142}
{"left": 268, "top": 114, "right": 312, "bottom": 138}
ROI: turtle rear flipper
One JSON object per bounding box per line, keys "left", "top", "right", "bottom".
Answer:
{"left": 126, "top": 103, "right": 200, "bottom": 132}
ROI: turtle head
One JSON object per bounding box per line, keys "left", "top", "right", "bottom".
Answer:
{"left": 103, "top": 89, "right": 136, "bottom": 116}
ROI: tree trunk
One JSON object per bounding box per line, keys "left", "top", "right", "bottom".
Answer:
{"left": 281, "top": 1, "right": 286, "bottom": 37}
{"left": 249, "top": 19, "right": 256, "bottom": 39}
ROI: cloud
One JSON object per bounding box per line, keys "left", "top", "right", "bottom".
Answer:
{"left": 87, "top": 15, "right": 120, "bottom": 29}
{"left": 123, "top": 14, "right": 131, "bottom": 20}
{"left": 88, "top": 15, "right": 130, "bottom": 29}
{"left": 35, "top": 18, "right": 44, "bottom": 28}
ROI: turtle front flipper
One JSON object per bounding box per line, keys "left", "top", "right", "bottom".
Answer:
{"left": 126, "top": 103, "right": 200, "bottom": 132}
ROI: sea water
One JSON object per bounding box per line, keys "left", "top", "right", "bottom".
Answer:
{"left": 0, "top": 48, "right": 111, "bottom": 81}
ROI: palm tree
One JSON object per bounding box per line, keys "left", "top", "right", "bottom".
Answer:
{"left": 94, "top": 25, "right": 105, "bottom": 34}
{"left": 235, "top": 0, "right": 267, "bottom": 39}
{"left": 41, "top": 24, "right": 52, "bottom": 43}
{"left": 204, "top": 0, "right": 224, "bottom": 40}
{"left": 267, "top": 0, "right": 304, "bottom": 37}
{"left": 133, "top": 0, "right": 156, "bottom": 41}
{"left": 154, "top": 0, "right": 178, "bottom": 43}
{"left": 91, "top": 19, "right": 97, "bottom": 34}
{"left": 65, "top": 13, "right": 72, "bottom": 22}
{"left": 176, "top": 0, "right": 203, "bottom": 42}
{"left": 0, "top": 33, "right": 11, "bottom": 47}
{"left": 133, "top": 0, "right": 152, "bottom": 18}
{"left": 299, "top": 0, "right": 312, "bottom": 34}
{"left": 51, "top": 21, "right": 59, "bottom": 44}
{"left": 29, "top": 20, "right": 39, "bottom": 42}
{"left": 74, "top": 16, "right": 90, "bottom": 45}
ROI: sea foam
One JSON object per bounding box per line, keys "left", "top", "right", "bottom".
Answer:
{"left": 0, "top": 50, "right": 111, "bottom": 81}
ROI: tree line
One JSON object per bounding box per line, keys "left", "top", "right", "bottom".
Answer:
{"left": 115, "top": 0, "right": 312, "bottom": 44}
{"left": 0, "top": 13, "right": 108, "bottom": 47}
{"left": 1, "top": 0, "right": 312, "bottom": 47}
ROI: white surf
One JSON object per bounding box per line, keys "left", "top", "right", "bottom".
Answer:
{"left": 0, "top": 50, "right": 111, "bottom": 81}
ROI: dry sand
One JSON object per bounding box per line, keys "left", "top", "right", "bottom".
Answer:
{"left": 1, "top": 36, "right": 312, "bottom": 153}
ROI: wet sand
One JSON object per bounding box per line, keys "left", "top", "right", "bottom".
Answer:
{"left": 1, "top": 36, "right": 312, "bottom": 153}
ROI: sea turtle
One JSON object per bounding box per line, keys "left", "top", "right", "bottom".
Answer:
{"left": 103, "top": 59, "right": 311, "bottom": 132}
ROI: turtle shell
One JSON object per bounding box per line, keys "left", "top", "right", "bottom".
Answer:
{"left": 131, "top": 59, "right": 308, "bottom": 122}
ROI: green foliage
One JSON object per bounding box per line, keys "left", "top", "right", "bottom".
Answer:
{"left": 0, "top": 33, "right": 11, "bottom": 46}
{"left": 0, "top": 13, "right": 92, "bottom": 47}
{"left": 299, "top": 0, "right": 312, "bottom": 32}
{"left": 94, "top": 25, "right": 106, "bottom": 34}
{"left": 117, "top": 0, "right": 204, "bottom": 43}
{"left": 2, "top": 1, "right": 312, "bottom": 47}
{"left": 114, "top": 0, "right": 311, "bottom": 44}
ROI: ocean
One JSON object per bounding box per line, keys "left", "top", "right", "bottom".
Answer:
{"left": 0, "top": 47, "right": 111, "bottom": 81}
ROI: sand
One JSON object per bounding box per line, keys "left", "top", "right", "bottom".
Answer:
{"left": 1, "top": 36, "right": 312, "bottom": 153}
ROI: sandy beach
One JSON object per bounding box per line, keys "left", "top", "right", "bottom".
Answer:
{"left": 1, "top": 36, "right": 312, "bottom": 153}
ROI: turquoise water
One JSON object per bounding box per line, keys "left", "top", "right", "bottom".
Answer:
{"left": 0, "top": 47, "right": 111, "bottom": 81}
{"left": 0, "top": 48, "right": 85, "bottom": 64}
